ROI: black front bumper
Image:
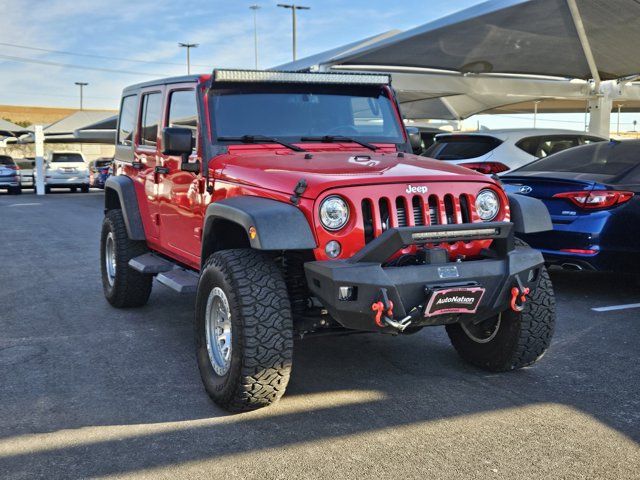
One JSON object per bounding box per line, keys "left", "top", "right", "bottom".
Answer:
{"left": 304, "top": 222, "right": 545, "bottom": 332}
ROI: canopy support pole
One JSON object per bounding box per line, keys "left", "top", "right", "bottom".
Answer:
{"left": 587, "top": 95, "right": 612, "bottom": 138}
{"left": 34, "top": 125, "right": 45, "bottom": 195}
{"left": 567, "top": 0, "right": 612, "bottom": 137}
{"left": 439, "top": 97, "right": 462, "bottom": 129}
{"left": 566, "top": 0, "right": 601, "bottom": 88}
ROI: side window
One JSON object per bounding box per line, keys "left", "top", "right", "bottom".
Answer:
{"left": 537, "top": 136, "right": 580, "bottom": 157}
{"left": 118, "top": 95, "right": 137, "bottom": 146}
{"left": 140, "top": 92, "right": 162, "bottom": 147}
{"left": 168, "top": 89, "right": 198, "bottom": 132}
{"left": 515, "top": 137, "right": 540, "bottom": 156}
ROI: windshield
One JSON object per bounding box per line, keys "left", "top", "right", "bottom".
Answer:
{"left": 210, "top": 84, "right": 404, "bottom": 144}
{"left": 516, "top": 140, "right": 640, "bottom": 176}
{"left": 52, "top": 153, "right": 84, "bottom": 163}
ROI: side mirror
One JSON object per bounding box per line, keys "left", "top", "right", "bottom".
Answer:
{"left": 406, "top": 127, "right": 423, "bottom": 154}
{"left": 162, "top": 127, "right": 193, "bottom": 156}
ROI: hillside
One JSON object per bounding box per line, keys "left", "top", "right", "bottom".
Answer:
{"left": 0, "top": 105, "right": 117, "bottom": 126}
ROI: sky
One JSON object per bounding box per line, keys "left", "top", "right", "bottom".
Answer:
{"left": 1, "top": 0, "right": 638, "bottom": 131}
{"left": 0, "top": 0, "right": 481, "bottom": 110}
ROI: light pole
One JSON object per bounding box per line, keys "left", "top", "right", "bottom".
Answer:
{"left": 74, "top": 82, "right": 88, "bottom": 110}
{"left": 277, "top": 4, "right": 310, "bottom": 61}
{"left": 533, "top": 100, "right": 541, "bottom": 128}
{"left": 249, "top": 5, "right": 261, "bottom": 69}
{"left": 178, "top": 42, "right": 199, "bottom": 75}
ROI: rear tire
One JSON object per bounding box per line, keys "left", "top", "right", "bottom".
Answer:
{"left": 446, "top": 242, "right": 555, "bottom": 371}
{"left": 100, "top": 209, "right": 153, "bottom": 308}
{"left": 195, "top": 249, "right": 293, "bottom": 412}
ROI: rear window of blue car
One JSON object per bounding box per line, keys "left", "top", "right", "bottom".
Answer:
{"left": 517, "top": 141, "right": 640, "bottom": 176}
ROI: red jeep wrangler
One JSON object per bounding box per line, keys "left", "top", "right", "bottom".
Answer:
{"left": 101, "top": 70, "right": 555, "bottom": 412}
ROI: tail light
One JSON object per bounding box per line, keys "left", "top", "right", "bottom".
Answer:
{"left": 553, "top": 190, "right": 634, "bottom": 209}
{"left": 560, "top": 248, "right": 597, "bottom": 255}
{"left": 459, "top": 162, "right": 510, "bottom": 175}
{"left": 7, "top": 165, "right": 18, "bottom": 171}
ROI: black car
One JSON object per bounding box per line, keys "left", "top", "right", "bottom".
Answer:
{"left": 502, "top": 140, "right": 640, "bottom": 276}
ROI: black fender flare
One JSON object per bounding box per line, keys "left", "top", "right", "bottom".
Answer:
{"left": 508, "top": 193, "right": 553, "bottom": 234}
{"left": 104, "top": 176, "right": 146, "bottom": 241}
{"left": 202, "top": 196, "right": 317, "bottom": 258}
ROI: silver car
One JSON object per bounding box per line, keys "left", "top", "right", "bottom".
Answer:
{"left": 0, "top": 155, "right": 21, "bottom": 194}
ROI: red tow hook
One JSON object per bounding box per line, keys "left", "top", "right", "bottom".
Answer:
{"left": 372, "top": 300, "right": 394, "bottom": 328}
{"left": 510, "top": 276, "right": 531, "bottom": 312}
{"left": 372, "top": 288, "right": 394, "bottom": 328}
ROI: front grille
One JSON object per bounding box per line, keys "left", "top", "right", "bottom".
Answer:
{"left": 362, "top": 193, "right": 474, "bottom": 243}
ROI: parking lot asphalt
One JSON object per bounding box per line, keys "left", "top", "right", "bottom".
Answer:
{"left": 0, "top": 191, "right": 639, "bottom": 480}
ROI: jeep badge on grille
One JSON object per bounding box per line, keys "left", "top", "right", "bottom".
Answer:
{"left": 406, "top": 185, "right": 428, "bottom": 194}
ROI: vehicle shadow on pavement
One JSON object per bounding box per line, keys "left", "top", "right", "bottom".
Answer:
{"left": 0, "top": 271, "right": 638, "bottom": 478}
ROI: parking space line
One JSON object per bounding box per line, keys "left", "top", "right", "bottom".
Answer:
{"left": 8, "top": 203, "right": 41, "bottom": 207}
{"left": 591, "top": 303, "right": 640, "bottom": 312}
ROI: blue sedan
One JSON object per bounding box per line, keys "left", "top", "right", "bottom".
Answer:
{"left": 502, "top": 140, "right": 640, "bottom": 275}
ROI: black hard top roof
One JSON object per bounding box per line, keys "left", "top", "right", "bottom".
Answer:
{"left": 122, "top": 74, "right": 205, "bottom": 94}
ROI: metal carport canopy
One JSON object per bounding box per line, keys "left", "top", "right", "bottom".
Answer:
{"left": 313, "top": 0, "right": 640, "bottom": 80}
{"left": 277, "top": 0, "right": 640, "bottom": 136}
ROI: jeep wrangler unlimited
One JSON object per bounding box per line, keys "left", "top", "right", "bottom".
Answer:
{"left": 101, "top": 70, "right": 555, "bottom": 412}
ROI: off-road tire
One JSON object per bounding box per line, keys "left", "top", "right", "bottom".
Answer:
{"left": 100, "top": 209, "right": 153, "bottom": 308}
{"left": 195, "top": 249, "right": 293, "bottom": 412}
{"left": 446, "top": 240, "right": 555, "bottom": 371}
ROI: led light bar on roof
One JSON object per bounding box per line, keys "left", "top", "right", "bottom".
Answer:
{"left": 212, "top": 69, "right": 391, "bottom": 86}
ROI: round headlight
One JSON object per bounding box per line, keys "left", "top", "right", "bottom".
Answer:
{"left": 475, "top": 189, "right": 500, "bottom": 221}
{"left": 320, "top": 196, "right": 349, "bottom": 231}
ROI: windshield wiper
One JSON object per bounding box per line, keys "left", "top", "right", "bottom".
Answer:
{"left": 218, "top": 135, "right": 306, "bottom": 152}
{"left": 300, "top": 135, "right": 378, "bottom": 151}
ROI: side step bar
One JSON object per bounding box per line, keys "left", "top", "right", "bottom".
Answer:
{"left": 128, "top": 253, "right": 174, "bottom": 274}
{"left": 156, "top": 269, "right": 199, "bottom": 294}
{"left": 129, "top": 253, "right": 199, "bottom": 294}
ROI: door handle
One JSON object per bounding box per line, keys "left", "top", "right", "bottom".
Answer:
{"left": 155, "top": 166, "right": 170, "bottom": 174}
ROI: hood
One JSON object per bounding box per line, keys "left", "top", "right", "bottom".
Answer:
{"left": 213, "top": 148, "right": 494, "bottom": 199}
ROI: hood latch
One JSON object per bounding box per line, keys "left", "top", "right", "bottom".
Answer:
{"left": 290, "top": 178, "right": 307, "bottom": 206}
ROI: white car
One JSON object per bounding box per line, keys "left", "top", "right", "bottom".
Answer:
{"left": 42, "top": 151, "right": 90, "bottom": 193}
{"left": 422, "top": 129, "right": 607, "bottom": 174}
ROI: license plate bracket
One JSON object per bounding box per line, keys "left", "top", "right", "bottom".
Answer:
{"left": 424, "top": 286, "right": 485, "bottom": 317}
